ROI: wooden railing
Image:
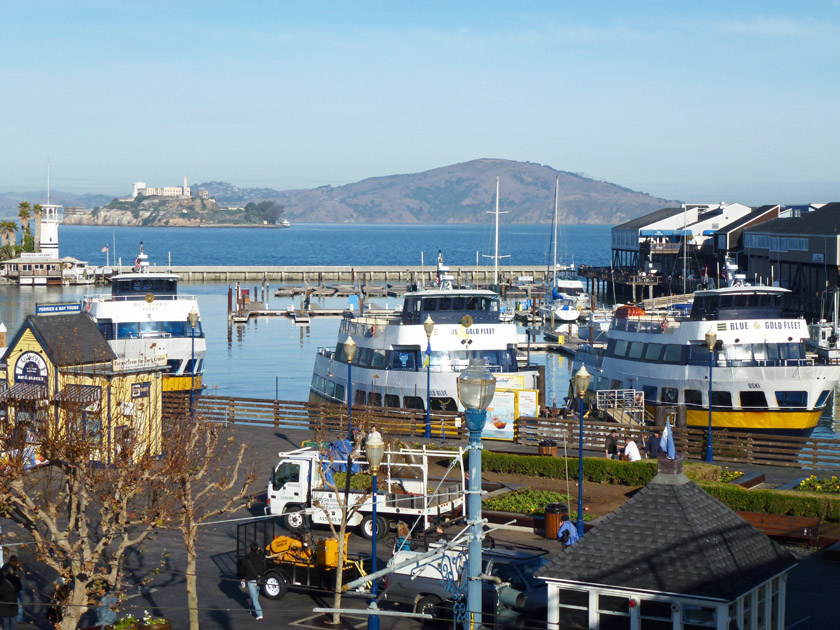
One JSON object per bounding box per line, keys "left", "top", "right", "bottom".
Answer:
{"left": 163, "top": 393, "right": 840, "bottom": 470}
{"left": 162, "top": 393, "right": 463, "bottom": 439}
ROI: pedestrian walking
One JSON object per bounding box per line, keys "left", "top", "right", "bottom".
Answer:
{"left": 0, "top": 562, "right": 22, "bottom": 630}
{"left": 240, "top": 542, "right": 266, "bottom": 620}
{"left": 0, "top": 557, "right": 23, "bottom": 626}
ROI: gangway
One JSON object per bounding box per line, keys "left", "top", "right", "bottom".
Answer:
{"left": 595, "top": 389, "right": 650, "bottom": 425}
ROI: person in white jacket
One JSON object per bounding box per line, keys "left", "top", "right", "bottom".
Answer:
{"left": 623, "top": 437, "right": 642, "bottom": 462}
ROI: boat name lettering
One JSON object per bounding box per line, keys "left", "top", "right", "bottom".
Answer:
{"left": 727, "top": 320, "right": 801, "bottom": 331}
{"left": 450, "top": 327, "right": 494, "bottom": 335}
{"left": 430, "top": 390, "right": 448, "bottom": 396}
{"left": 748, "top": 383, "right": 761, "bottom": 389}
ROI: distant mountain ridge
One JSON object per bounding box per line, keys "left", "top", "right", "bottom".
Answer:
{"left": 1, "top": 159, "right": 677, "bottom": 224}
{"left": 198, "top": 159, "right": 676, "bottom": 224}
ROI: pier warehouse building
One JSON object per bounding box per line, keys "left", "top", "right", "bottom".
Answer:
{"left": 537, "top": 456, "right": 796, "bottom": 630}
{"left": 0, "top": 313, "right": 166, "bottom": 464}
{"left": 740, "top": 202, "right": 840, "bottom": 321}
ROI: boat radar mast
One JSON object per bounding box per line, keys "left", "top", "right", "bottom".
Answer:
{"left": 482, "top": 175, "right": 510, "bottom": 287}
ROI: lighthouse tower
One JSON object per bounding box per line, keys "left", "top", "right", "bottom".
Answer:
{"left": 39, "top": 204, "right": 63, "bottom": 258}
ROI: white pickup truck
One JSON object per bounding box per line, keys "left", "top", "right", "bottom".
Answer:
{"left": 266, "top": 445, "right": 466, "bottom": 539}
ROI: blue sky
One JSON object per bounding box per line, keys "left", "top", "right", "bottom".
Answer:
{"left": 2, "top": 1, "right": 839, "bottom": 204}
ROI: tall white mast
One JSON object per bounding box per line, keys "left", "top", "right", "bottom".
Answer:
{"left": 552, "top": 175, "right": 559, "bottom": 288}
{"left": 47, "top": 157, "right": 51, "bottom": 205}
{"left": 483, "top": 175, "right": 509, "bottom": 287}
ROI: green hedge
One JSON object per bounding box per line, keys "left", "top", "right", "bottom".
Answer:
{"left": 480, "top": 451, "right": 718, "bottom": 486}
{"left": 698, "top": 482, "right": 840, "bottom": 522}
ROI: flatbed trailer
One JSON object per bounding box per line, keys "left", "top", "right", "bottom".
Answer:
{"left": 236, "top": 517, "right": 371, "bottom": 601}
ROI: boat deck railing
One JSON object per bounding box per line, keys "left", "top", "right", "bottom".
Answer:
{"left": 85, "top": 293, "right": 197, "bottom": 302}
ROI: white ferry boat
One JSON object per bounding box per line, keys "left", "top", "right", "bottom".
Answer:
{"left": 84, "top": 243, "right": 205, "bottom": 392}
{"left": 310, "top": 261, "right": 541, "bottom": 412}
{"left": 572, "top": 285, "right": 840, "bottom": 435}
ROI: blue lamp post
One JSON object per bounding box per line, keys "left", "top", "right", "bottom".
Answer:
{"left": 705, "top": 327, "right": 716, "bottom": 463}
{"left": 365, "top": 428, "right": 385, "bottom": 630}
{"left": 343, "top": 337, "right": 357, "bottom": 502}
{"left": 457, "top": 358, "right": 496, "bottom": 630}
{"left": 423, "top": 315, "right": 435, "bottom": 439}
{"left": 574, "top": 365, "right": 591, "bottom": 538}
{"left": 188, "top": 307, "right": 199, "bottom": 420}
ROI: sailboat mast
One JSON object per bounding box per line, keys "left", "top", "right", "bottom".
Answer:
{"left": 552, "top": 176, "right": 559, "bottom": 287}
{"left": 494, "top": 175, "right": 500, "bottom": 286}
{"left": 47, "top": 157, "right": 51, "bottom": 205}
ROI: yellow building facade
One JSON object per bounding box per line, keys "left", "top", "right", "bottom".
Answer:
{"left": 0, "top": 313, "right": 166, "bottom": 463}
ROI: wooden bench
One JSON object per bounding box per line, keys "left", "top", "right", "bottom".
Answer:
{"left": 737, "top": 511, "right": 820, "bottom": 547}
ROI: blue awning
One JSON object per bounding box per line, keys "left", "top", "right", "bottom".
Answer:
{"left": 640, "top": 229, "right": 691, "bottom": 237}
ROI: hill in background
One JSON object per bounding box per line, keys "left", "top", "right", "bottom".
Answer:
{"left": 198, "top": 159, "right": 676, "bottom": 224}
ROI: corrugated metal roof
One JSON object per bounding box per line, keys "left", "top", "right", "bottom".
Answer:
{"left": 744, "top": 202, "right": 840, "bottom": 236}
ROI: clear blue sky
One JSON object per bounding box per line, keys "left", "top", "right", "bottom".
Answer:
{"left": 2, "top": 1, "right": 839, "bottom": 205}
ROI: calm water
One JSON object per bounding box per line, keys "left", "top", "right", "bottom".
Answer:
{"left": 54, "top": 223, "right": 613, "bottom": 268}
{"left": 1, "top": 223, "right": 837, "bottom": 438}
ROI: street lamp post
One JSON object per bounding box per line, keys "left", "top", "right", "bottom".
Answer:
{"left": 343, "top": 337, "right": 357, "bottom": 502}
{"left": 457, "top": 358, "right": 496, "bottom": 630}
{"left": 365, "top": 428, "right": 384, "bottom": 630}
{"left": 188, "top": 307, "right": 199, "bottom": 420}
{"left": 574, "top": 365, "right": 591, "bottom": 538}
{"left": 705, "top": 327, "right": 716, "bottom": 463}
{"left": 423, "top": 315, "right": 435, "bottom": 439}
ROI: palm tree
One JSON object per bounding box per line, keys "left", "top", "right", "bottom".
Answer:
{"left": 18, "top": 201, "right": 31, "bottom": 239}
{"left": 33, "top": 203, "right": 43, "bottom": 252}
{"left": 3, "top": 220, "right": 19, "bottom": 247}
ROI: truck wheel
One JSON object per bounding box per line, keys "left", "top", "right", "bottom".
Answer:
{"left": 359, "top": 514, "right": 389, "bottom": 540}
{"left": 261, "top": 570, "right": 288, "bottom": 600}
{"left": 415, "top": 595, "right": 443, "bottom": 625}
{"left": 283, "top": 506, "right": 308, "bottom": 532}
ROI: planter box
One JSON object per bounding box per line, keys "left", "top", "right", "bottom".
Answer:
{"left": 730, "top": 472, "right": 765, "bottom": 489}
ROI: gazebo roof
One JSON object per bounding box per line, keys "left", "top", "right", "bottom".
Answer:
{"left": 536, "top": 457, "right": 796, "bottom": 601}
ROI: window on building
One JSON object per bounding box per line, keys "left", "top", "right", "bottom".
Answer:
{"left": 639, "top": 600, "right": 673, "bottom": 630}
{"left": 556, "top": 589, "right": 588, "bottom": 628}
{"left": 597, "top": 594, "right": 630, "bottom": 629}
{"left": 683, "top": 605, "right": 716, "bottom": 628}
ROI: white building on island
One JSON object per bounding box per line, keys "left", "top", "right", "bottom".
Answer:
{"left": 133, "top": 176, "right": 191, "bottom": 199}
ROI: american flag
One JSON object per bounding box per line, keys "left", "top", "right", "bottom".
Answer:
{"left": 101, "top": 245, "right": 109, "bottom": 253}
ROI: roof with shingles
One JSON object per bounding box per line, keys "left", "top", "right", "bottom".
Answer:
{"left": 744, "top": 202, "right": 840, "bottom": 236}
{"left": 8, "top": 314, "right": 117, "bottom": 367}
{"left": 614, "top": 206, "right": 684, "bottom": 230}
{"left": 536, "top": 468, "right": 796, "bottom": 601}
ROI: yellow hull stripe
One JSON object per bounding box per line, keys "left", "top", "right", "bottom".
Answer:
{"left": 684, "top": 408, "right": 821, "bottom": 431}
{"left": 164, "top": 374, "right": 203, "bottom": 392}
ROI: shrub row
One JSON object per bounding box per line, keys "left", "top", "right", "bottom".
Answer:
{"left": 698, "top": 482, "right": 840, "bottom": 522}
{"left": 481, "top": 451, "right": 720, "bottom": 486}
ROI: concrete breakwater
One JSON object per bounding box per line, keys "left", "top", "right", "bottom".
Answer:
{"left": 148, "top": 264, "right": 552, "bottom": 284}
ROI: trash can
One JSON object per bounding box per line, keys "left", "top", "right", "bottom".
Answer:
{"left": 544, "top": 502, "right": 567, "bottom": 540}
{"left": 538, "top": 439, "right": 558, "bottom": 457}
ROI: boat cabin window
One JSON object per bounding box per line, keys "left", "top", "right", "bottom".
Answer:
{"left": 368, "top": 392, "right": 382, "bottom": 406}
{"left": 816, "top": 390, "right": 832, "bottom": 408}
{"left": 660, "top": 388, "right": 678, "bottom": 404}
{"left": 96, "top": 319, "right": 114, "bottom": 340}
{"left": 740, "top": 391, "right": 768, "bottom": 409}
{"left": 628, "top": 342, "right": 645, "bottom": 360}
{"left": 430, "top": 397, "right": 458, "bottom": 412}
{"left": 354, "top": 390, "right": 366, "bottom": 406}
{"left": 610, "top": 339, "right": 629, "bottom": 358}
{"left": 112, "top": 277, "right": 178, "bottom": 297}
{"left": 334, "top": 384, "right": 345, "bottom": 403}
{"left": 662, "top": 345, "right": 685, "bottom": 363}
{"left": 711, "top": 391, "right": 732, "bottom": 407}
{"left": 684, "top": 389, "right": 702, "bottom": 406}
{"left": 384, "top": 394, "right": 400, "bottom": 408}
{"left": 401, "top": 293, "right": 501, "bottom": 324}
{"left": 403, "top": 396, "right": 424, "bottom": 410}
{"left": 775, "top": 391, "right": 807, "bottom": 407}
{"left": 690, "top": 291, "right": 783, "bottom": 321}
{"left": 643, "top": 343, "right": 663, "bottom": 361}
{"left": 389, "top": 348, "right": 419, "bottom": 371}
{"left": 642, "top": 385, "right": 657, "bottom": 404}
